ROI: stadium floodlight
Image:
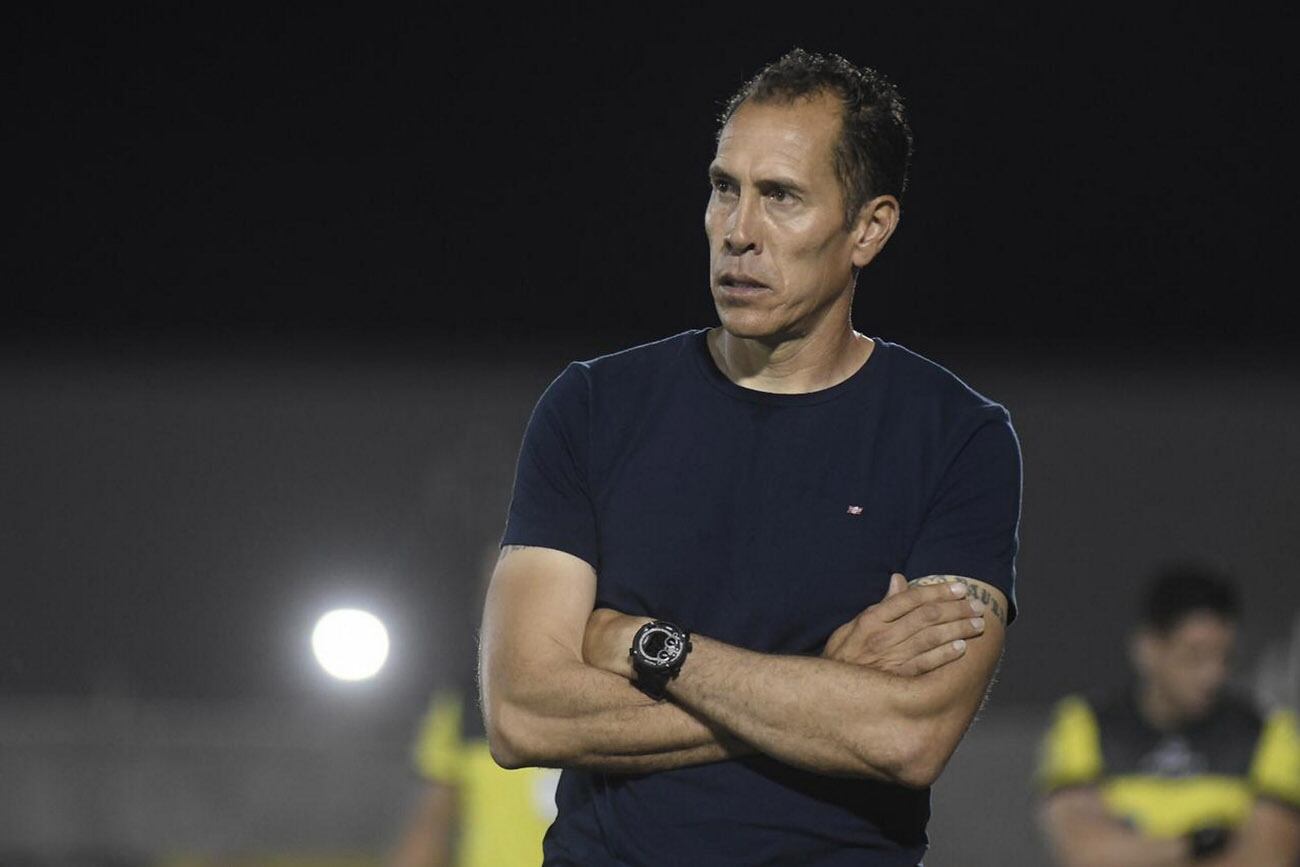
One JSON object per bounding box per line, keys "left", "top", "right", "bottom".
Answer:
{"left": 311, "top": 608, "right": 390, "bottom": 681}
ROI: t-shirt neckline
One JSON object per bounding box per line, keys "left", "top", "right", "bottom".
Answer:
{"left": 689, "top": 326, "right": 884, "bottom": 406}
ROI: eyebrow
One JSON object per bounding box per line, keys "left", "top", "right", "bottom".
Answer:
{"left": 707, "top": 164, "right": 809, "bottom": 195}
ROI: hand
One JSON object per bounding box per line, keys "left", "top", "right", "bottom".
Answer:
{"left": 821, "top": 573, "right": 987, "bottom": 675}
{"left": 583, "top": 607, "right": 651, "bottom": 679}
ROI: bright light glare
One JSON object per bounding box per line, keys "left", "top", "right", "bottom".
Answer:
{"left": 311, "top": 608, "right": 390, "bottom": 681}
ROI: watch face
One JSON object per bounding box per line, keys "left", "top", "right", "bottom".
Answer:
{"left": 637, "top": 624, "right": 684, "bottom": 670}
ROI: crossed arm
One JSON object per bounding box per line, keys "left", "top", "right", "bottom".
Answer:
{"left": 1039, "top": 788, "right": 1300, "bottom": 867}
{"left": 478, "top": 544, "right": 1006, "bottom": 786}
{"left": 1212, "top": 800, "right": 1300, "bottom": 867}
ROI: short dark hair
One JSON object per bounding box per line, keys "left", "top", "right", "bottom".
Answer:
{"left": 717, "top": 48, "right": 914, "bottom": 229}
{"left": 1140, "top": 563, "right": 1239, "bottom": 633}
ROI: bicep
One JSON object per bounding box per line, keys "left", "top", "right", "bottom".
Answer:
{"left": 480, "top": 544, "right": 598, "bottom": 677}
{"left": 866, "top": 577, "right": 1004, "bottom": 786}
{"left": 904, "top": 413, "right": 1022, "bottom": 624}
{"left": 904, "top": 575, "right": 1006, "bottom": 725}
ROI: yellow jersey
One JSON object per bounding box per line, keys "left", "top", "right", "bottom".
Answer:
{"left": 412, "top": 691, "right": 560, "bottom": 867}
{"left": 1037, "top": 690, "right": 1300, "bottom": 837}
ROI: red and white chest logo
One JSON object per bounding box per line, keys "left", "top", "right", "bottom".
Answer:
{"left": 846, "top": 505, "right": 864, "bottom": 515}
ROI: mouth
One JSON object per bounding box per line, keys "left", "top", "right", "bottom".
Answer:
{"left": 717, "top": 273, "right": 771, "bottom": 293}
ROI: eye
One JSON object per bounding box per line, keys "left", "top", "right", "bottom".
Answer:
{"left": 768, "top": 188, "right": 790, "bottom": 203}
{"left": 711, "top": 178, "right": 733, "bottom": 194}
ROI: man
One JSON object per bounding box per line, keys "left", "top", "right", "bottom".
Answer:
{"left": 480, "top": 48, "right": 1022, "bottom": 865}
{"left": 1037, "top": 564, "right": 1300, "bottom": 866}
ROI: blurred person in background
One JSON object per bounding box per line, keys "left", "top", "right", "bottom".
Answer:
{"left": 1037, "top": 563, "right": 1300, "bottom": 866}
{"left": 479, "top": 48, "right": 1022, "bottom": 865}
{"left": 389, "top": 546, "right": 561, "bottom": 867}
{"left": 387, "top": 684, "right": 561, "bottom": 867}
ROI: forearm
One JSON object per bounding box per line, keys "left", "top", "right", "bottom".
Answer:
{"left": 664, "top": 634, "right": 966, "bottom": 785}
{"left": 1049, "top": 829, "right": 1188, "bottom": 867}
{"left": 1040, "top": 795, "right": 1192, "bottom": 867}
{"left": 586, "top": 578, "right": 1003, "bottom": 785}
{"left": 1203, "top": 800, "right": 1300, "bottom": 867}
{"left": 480, "top": 545, "right": 754, "bottom": 774}
{"left": 1208, "top": 847, "right": 1297, "bottom": 867}
{"left": 486, "top": 655, "right": 752, "bottom": 773}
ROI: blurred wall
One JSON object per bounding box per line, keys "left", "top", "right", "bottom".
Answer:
{"left": 0, "top": 696, "right": 415, "bottom": 860}
{"left": 970, "top": 355, "right": 1300, "bottom": 702}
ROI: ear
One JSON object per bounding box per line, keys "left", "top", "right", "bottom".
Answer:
{"left": 849, "top": 194, "right": 901, "bottom": 270}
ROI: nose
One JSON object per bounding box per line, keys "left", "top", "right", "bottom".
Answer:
{"left": 723, "top": 190, "right": 761, "bottom": 255}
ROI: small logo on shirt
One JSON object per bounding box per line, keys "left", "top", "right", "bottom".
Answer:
{"left": 846, "top": 505, "right": 863, "bottom": 515}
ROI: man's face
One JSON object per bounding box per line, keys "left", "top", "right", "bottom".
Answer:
{"left": 704, "top": 91, "right": 865, "bottom": 341}
{"left": 1135, "top": 612, "right": 1237, "bottom": 722}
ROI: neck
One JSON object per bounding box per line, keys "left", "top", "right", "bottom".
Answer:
{"left": 710, "top": 314, "right": 872, "bottom": 395}
{"left": 1137, "top": 682, "right": 1187, "bottom": 732}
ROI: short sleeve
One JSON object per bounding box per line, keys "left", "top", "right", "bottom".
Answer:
{"left": 1250, "top": 709, "right": 1300, "bottom": 810}
{"left": 500, "top": 362, "right": 600, "bottom": 571}
{"left": 412, "top": 691, "right": 465, "bottom": 784}
{"left": 1036, "top": 694, "right": 1104, "bottom": 795}
{"left": 903, "top": 409, "right": 1023, "bottom": 623}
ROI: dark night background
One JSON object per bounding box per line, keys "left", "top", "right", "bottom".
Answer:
{"left": 10, "top": 7, "right": 1297, "bottom": 354}
{"left": 3, "top": 6, "right": 1299, "bottom": 859}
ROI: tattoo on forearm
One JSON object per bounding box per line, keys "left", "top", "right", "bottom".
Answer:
{"left": 908, "top": 574, "right": 1007, "bottom": 625}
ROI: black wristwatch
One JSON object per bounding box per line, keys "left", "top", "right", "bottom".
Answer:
{"left": 629, "top": 619, "right": 692, "bottom": 700}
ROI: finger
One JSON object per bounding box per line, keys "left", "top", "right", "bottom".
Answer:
{"left": 872, "top": 581, "right": 968, "bottom": 621}
{"left": 903, "top": 616, "right": 986, "bottom": 658}
{"left": 884, "top": 573, "right": 907, "bottom": 598}
{"left": 898, "top": 638, "right": 970, "bottom": 676}
{"left": 887, "top": 597, "right": 986, "bottom": 642}
{"left": 871, "top": 581, "right": 971, "bottom": 623}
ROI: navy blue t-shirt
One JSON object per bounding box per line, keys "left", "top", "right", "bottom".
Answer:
{"left": 500, "top": 326, "right": 1023, "bottom": 866}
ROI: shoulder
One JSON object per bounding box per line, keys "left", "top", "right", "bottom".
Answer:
{"left": 1250, "top": 701, "right": 1298, "bottom": 753}
{"left": 1251, "top": 706, "right": 1300, "bottom": 807}
{"left": 539, "top": 329, "right": 700, "bottom": 400}
{"left": 1262, "top": 706, "right": 1300, "bottom": 736}
{"left": 571, "top": 328, "right": 701, "bottom": 385}
{"left": 526, "top": 330, "right": 701, "bottom": 452}
{"left": 1038, "top": 693, "right": 1105, "bottom": 791}
{"left": 422, "top": 689, "right": 467, "bottom": 735}
{"left": 538, "top": 329, "right": 702, "bottom": 422}
{"left": 1047, "top": 693, "right": 1101, "bottom": 732}
{"left": 875, "top": 338, "right": 1017, "bottom": 455}
{"left": 875, "top": 341, "right": 1021, "bottom": 490}
{"left": 878, "top": 337, "right": 1008, "bottom": 408}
